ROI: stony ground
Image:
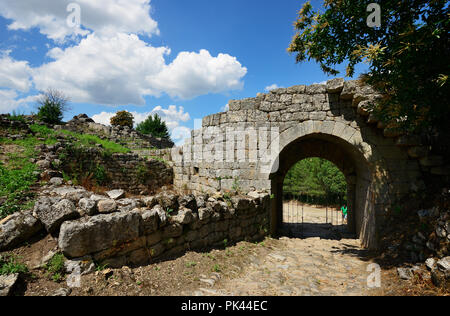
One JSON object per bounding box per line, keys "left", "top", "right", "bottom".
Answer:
{"left": 3, "top": 204, "right": 446, "bottom": 296}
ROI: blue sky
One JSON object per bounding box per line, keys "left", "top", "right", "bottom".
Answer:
{"left": 0, "top": 0, "right": 368, "bottom": 144}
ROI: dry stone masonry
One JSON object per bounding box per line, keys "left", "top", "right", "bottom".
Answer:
{"left": 60, "top": 114, "right": 174, "bottom": 149}
{"left": 171, "top": 79, "right": 449, "bottom": 249}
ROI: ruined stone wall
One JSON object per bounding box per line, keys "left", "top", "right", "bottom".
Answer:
{"left": 60, "top": 114, "right": 174, "bottom": 150}
{"left": 172, "top": 79, "right": 429, "bottom": 195}
{"left": 56, "top": 190, "right": 270, "bottom": 268}
{"left": 169, "top": 79, "right": 449, "bottom": 248}
{"left": 60, "top": 147, "right": 173, "bottom": 195}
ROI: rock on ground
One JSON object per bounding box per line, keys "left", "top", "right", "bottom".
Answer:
{"left": 58, "top": 211, "right": 141, "bottom": 258}
{"left": 0, "top": 273, "right": 19, "bottom": 296}
{"left": 0, "top": 210, "right": 43, "bottom": 251}
{"left": 106, "top": 190, "right": 125, "bottom": 200}
{"left": 34, "top": 198, "right": 79, "bottom": 234}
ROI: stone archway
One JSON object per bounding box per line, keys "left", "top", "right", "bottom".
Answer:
{"left": 266, "top": 120, "right": 382, "bottom": 248}
{"left": 172, "top": 80, "right": 428, "bottom": 250}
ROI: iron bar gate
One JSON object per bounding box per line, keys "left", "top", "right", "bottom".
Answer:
{"left": 281, "top": 193, "right": 346, "bottom": 239}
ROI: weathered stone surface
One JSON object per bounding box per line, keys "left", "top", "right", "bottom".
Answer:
{"left": 156, "top": 192, "right": 179, "bottom": 211}
{"left": 64, "top": 256, "right": 96, "bottom": 276}
{"left": 326, "top": 78, "right": 345, "bottom": 93}
{"left": 178, "top": 194, "right": 197, "bottom": 211}
{"left": 49, "top": 177, "right": 64, "bottom": 186}
{"left": 0, "top": 273, "right": 19, "bottom": 296}
{"left": 152, "top": 205, "right": 167, "bottom": 227}
{"left": 78, "top": 198, "right": 97, "bottom": 216}
{"left": 340, "top": 81, "right": 358, "bottom": 100}
{"left": 162, "top": 223, "right": 183, "bottom": 238}
{"left": 397, "top": 267, "right": 412, "bottom": 280}
{"left": 170, "top": 208, "right": 194, "bottom": 225}
{"left": 58, "top": 211, "right": 141, "bottom": 258}
{"left": 52, "top": 288, "right": 72, "bottom": 296}
{"left": 52, "top": 186, "right": 88, "bottom": 202}
{"left": 141, "top": 209, "right": 159, "bottom": 235}
{"left": 106, "top": 189, "right": 125, "bottom": 200}
{"left": 0, "top": 210, "right": 43, "bottom": 251}
{"left": 36, "top": 160, "right": 51, "bottom": 169}
{"left": 198, "top": 207, "right": 213, "bottom": 221}
{"left": 34, "top": 198, "right": 79, "bottom": 234}
{"left": 97, "top": 199, "right": 117, "bottom": 214}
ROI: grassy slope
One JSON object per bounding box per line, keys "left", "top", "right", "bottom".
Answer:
{"left": 0, "top": 123, "right": 130, "bottom": 219}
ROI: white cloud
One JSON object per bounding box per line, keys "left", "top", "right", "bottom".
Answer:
{"left": 33, "top": 33, "right": 169, "bottom": 105}
{"left": 264, "top": 84, "right": 282, "bottom": 92}
{"left": 0, "top": 89, "right": 38, "bottom": 114}
{"left": 0, "top": 52, "right": 33, "bottom": 92}
{"left": 312, "top": 80, "right": 327, "bottom": 85}
{"left": 0, "top": 0, "right": 158, "bottom": 42}
{"left": 32, "top": 34, "right": 247, "bottom": 105}
{"left": 171, "top": 126, "right": 192, "bottom": 146}
{"left": 147, "top": 49, "right": 247, "bottom": 99}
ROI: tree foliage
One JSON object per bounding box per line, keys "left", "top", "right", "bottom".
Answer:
{"left": 288, "top": 1, "right": 450, "bottom": 133}
{"left": 36, "top": 89, "right": 70, "bottom": 124}
{"left": 136, "top": 113, "right": 171, "bottom": 139}
{"left": 110, "top": 111, "right": 134, "bottom": 128}
{"left": 283, "top": 158, "right": 347, "bottom": 205}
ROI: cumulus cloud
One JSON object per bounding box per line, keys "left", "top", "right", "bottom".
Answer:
{"left": 147, "top": 49, "right": 247, "bottom": 99}
{"left": 0, "top": 52, "right": 32, "bottom": 92}
{"left": 0, "top": 89, "right": 38, "bottom": 114}
{"left": 33, "top": 33, "right": 169, "bottom": 105}
{"left": 32, "top": 34, "right": 247, "bottom": 105}
{"left": 0, "top": 0, "right": 159, "bottom": 42}
{"left": 264, "top": 84, "right": 282, "bottom": 92}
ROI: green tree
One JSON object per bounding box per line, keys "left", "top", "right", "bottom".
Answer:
{"left": 36, "top": 89, "right": 70, "bottom": 124}
{"left": 136, "top": 113, "right": 170, "bottom": 139}
{"left": 110, "top": 111, "right": 134, "bottom": 128}
{"left": 283, "top": 158, "right": 346, "bottom": 204}
{"left": 288, "top": 1, "right": 450, "bottom": 134}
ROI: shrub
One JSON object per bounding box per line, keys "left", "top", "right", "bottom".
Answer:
{"left": 36, "top": 89, "right": 70, "bottom": 124}
{"left": 110, "top": 111, "right": 134, "bottom": 128}
{"left": 136, "top": 114, "right": 170, "bottom": 139}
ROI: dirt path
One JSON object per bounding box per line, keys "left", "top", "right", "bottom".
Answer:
{"left": 187, "top": 204, "right": 377, "bottom": 296}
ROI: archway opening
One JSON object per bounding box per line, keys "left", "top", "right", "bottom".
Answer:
{"left": 281, "top": 157, "right": 350, "bottom": 239}
{"left": 269, "top": 133, "right": 375, "bottom": 246}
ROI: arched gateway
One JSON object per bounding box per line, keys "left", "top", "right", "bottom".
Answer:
{"left": 171, "top": 79, "right": 426, "bottom": 249}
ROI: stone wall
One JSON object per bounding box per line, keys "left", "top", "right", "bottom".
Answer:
{"left": 60, "top": 146, "right": 173, "bottom": 195}
{"left": 54, "top": 190, "right": 270, "bottom": 268}
{"left": 169, "top": 79, "right": 449, "bottom": 249}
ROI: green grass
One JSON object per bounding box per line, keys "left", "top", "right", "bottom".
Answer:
{"left": 0, "top": 124, "right": 61, "bottom": 218}
{"left": 0, "top": 255, "right": 28, "bottom": 275}
{"left": 185, "top": 261, "right": 197, "bottom": 268}
{"left": 45, "top": 253, "right": 66, "bottom": 282}
{"left": 59, "top": 129, "right": 130, "bottom": 154}
{"left": 0, "top": 123, "right": 130, "bottom": 218}
{"left": 212, "top": 264, "right": 222, "bottom": 273}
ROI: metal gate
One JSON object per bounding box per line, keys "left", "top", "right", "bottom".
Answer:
{"left": 281, "top": 194, "right": 347, "bottom": 239}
